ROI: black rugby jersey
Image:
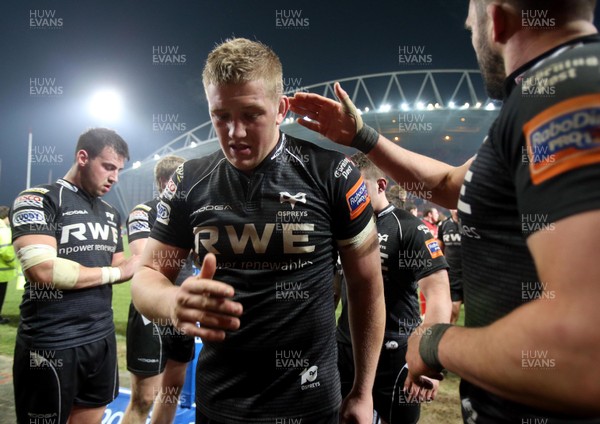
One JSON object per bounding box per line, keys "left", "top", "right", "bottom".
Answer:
{"left": 150, "top": 133, "right": 375, "bottom": 423}
{"left": 458, "top": 34, "right": 600, "bottom": 422}
{"left": 337, "top": 205, "right": 448, "bottom": 345}
{"left": 11, "top": 179, "right": 123, "bottom": 349}
{"left": 437, "top": 217, "right": 462, "bottom": 280}
{"left": 127, "top": 198, "right": 194, "bottom": 285}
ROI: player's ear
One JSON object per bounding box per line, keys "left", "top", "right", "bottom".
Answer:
{"left": 489, "top": 2, "right": 514, "bottom": 44}
{"left": 76, "top": 149, "right": 89, "bottom": 167}
{"left": 276, "top": 95, "right": 290, "bottom": 125}
{"left": 377, "top": 178, "right": 388, "bottom": 193}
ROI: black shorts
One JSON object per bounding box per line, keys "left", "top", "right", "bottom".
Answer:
{"left": 196, "top": 409, "right": 339, "bottom": 424}
{"left": 338, "top": 340, "right": 421, "bottom": 424}
{"left": 126, "top": 302, "right": 195, "bottom": 375}
{"left": 14, "top": 335, "right": 118, "bottom": 424}
{"left": 449, "top": 274, "right": 463, "bottom": 302}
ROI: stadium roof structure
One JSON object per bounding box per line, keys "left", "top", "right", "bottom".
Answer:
{"left": 106, "top": 69, "right": 500, "bottom": 216}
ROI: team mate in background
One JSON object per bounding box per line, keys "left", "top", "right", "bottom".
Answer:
{"left": 437, "top": 210, "right": 463, "bottom": 324}
{"left": 336, "top": 153, "right": 451, "bottom": 424}
{"left": 421, "top": 207, "right": 440, "bottom": 239}
{"left": 122, "top": 155, "right": 195, "bottom": 424}
{"left": 131, "top": 38, "right": 385, "bottom": 424}
{"left": 0, "top": 205, "right": 17, "bottom": 324}
{"left": 10, "top": 128, "right": 139, "bottom": 424}
{"left": 289, "top": 0, "right": 600, "bottom": 421}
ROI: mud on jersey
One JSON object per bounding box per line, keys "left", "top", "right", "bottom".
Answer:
{"left": 457, "top": 35, "right": 600, "bottom": 422}
{"left": 151, "top": 133, "right": 375, "bottom": 423}
{"left": 10, "top": 179, "right": 123, "bottom": 349}
{"left": 337, "top": 205, "right": 448, "bottom": 345}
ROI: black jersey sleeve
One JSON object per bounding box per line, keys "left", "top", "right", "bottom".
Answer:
{"left": 126, "top": 203, "right": 153, "bottom": 243}
{"left": 401, "top": 213, "right": 449, "bottom": 281}
{"left": 10, "top": 186, "right": 58, "bottom": 240}
{"left": 149, "top": 163, "right": 194, "bottom": 250}
{"left": 330, "top": 156, "right": 375, "bottom": 248}
{"left": 503, "top": 50, "right": 600, "bottom": 235}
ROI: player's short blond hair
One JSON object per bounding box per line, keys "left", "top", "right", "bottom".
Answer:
{"left": 202, "top": 38, "right": 283, "bottom": 100}
{"left": 154, "top": 155, "right": 185, "bottom": 190}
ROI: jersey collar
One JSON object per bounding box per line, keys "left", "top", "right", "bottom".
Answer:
{"left": 503, "top": 33, "right": 600, "bottom": 99}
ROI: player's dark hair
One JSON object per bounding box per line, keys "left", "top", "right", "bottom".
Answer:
{"left": 0, "top": 206, "right": 9, "bottom": 220}
{"left": 75, "top": 128, "right": 130, "bottom": 162}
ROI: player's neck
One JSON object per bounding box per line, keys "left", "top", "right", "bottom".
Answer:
{"left": 504, "top": 21, "right": 597, "bottom": 75}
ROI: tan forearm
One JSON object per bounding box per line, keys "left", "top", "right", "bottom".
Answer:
{"left": 439, "top": 297, "right": 600, "bottom": 414}
{"left": 368, "top": 136, "right": 471, "bottom": 209}
{"left": 131, "top": 266, "right": 178, "bottom": 321}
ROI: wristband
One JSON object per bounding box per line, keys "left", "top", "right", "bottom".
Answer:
{"left": 101, "top": 267, "right": 122, "bottom": 284}
{"left": 419, "top": 323, "right": 453, "bottom": 372}
{"left": 350, "top": 124, "right": 379, "bottom": 154}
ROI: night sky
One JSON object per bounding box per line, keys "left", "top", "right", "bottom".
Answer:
{"left": 1, "top": 1, "right": 597, "bottom": 206}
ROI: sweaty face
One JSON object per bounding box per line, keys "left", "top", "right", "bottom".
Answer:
{"left": 206, "top": 80, "right": 288, "bottom": 173}
{"left": 467, "top": 1, "right": 506, "bottom": 100}
{"left": 80, "top": 147, "right": 125, "bottom": 197}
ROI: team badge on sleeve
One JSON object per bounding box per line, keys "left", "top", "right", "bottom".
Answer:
{"left": 523, "top": 94, "right": 600, "bottom": 185}
{"left": 425, "top": 238, "right": 443, "bottom": 258}
{"left": 345, "top": 178, "right": 370, "bottom": 220}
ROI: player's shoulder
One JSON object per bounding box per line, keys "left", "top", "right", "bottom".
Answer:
{"left": 127, "top": 199, "right": 156, "bottom": 221}
{"left": 174, "top": 150, "right": 226, "bottom": 189}
{"left": 283, "top": 133, "right": 354, "bottom": 181}
{"left": 13, "top": 183, "right": 59, "bottom": 209}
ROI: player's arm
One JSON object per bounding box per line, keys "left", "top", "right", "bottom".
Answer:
{"left": 338, "top": 225, "right": 386, "bottom": 423}
{"left": 290, "top": 83, "right": 471, "bottom": 208}
{"left": 131, "top": 237, "right": 242, "bottom": 341}
{"left": 418, "top": 269, "right": 452, "bottom": 327}
{"left": 408, "top": 211, "right": 600, "bottom": 414}
{"left": 14, "top": 234, "right": 137, "bottom": 290}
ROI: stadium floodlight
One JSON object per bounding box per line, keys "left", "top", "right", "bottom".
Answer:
{"left": 416, "top": 101, "right": 425, "bottom": 110}
{"left": 379, "top": 104, "right": 391, "bottom": 113}
{"left": 475, "top": 102, "right": 482, "bottom": 109}
{"left": 485, "top": 103, "right": 496, "bottom": 111}
{"left": 364, "top": 107, "right": 370, "bottom": 113}
{"left": 448, "top": 101, "right": 456, "bottom": 109}
{"left": 132, "top": 161, "right": 142, "bottom": 169}
{"left": 460, "top": 102, "right": 470, "bottom": 110}
{"left": 89, "top": 89, "right": 123, "bottom": 122}
{"left": 190, "top": 141, "right": 197, "bottom": 148}
{"left": 401, "top": 103, "right": 410, "bottom": 111}
{"left": 153, "top": 154, "right": 160, "bottom": 160}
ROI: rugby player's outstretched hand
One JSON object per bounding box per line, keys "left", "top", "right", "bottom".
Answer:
{"left": 289, "top": 82, "right": 361, "bottom": 146}
{"left": 172, "top": 253, "right": 243, "bottom": 341}
{"left": 116, "top": 254, "right": 141, "bottom": 283}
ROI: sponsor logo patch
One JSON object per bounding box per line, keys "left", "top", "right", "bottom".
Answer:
{"left": 129, "top": 210, "right": 149, "bottom": 222}
{"left": 523, "top": 94, "right": 600, "bottom": 185}
{"left": 13, "top": 194, "right": 44, "bottom": 209}
{"left": 163, "top": 178, "right": 177, "bottom": 200}
{"left": 346, "top": 178, "right": 370, "bottom": 220}
{"left": 22, "top": 187, "right": 49, "bottom": 195}
{"left": 156, "top": 201, "right": 171, "bottom": 225}
{"left": 128, "top": 221, "right": 150, "bottom": 235}
{"left": 13, "top": 209, "right": 46, "bottom": 227}
{"left": 425, "top": 238, "right": 443, "bottom": 258}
